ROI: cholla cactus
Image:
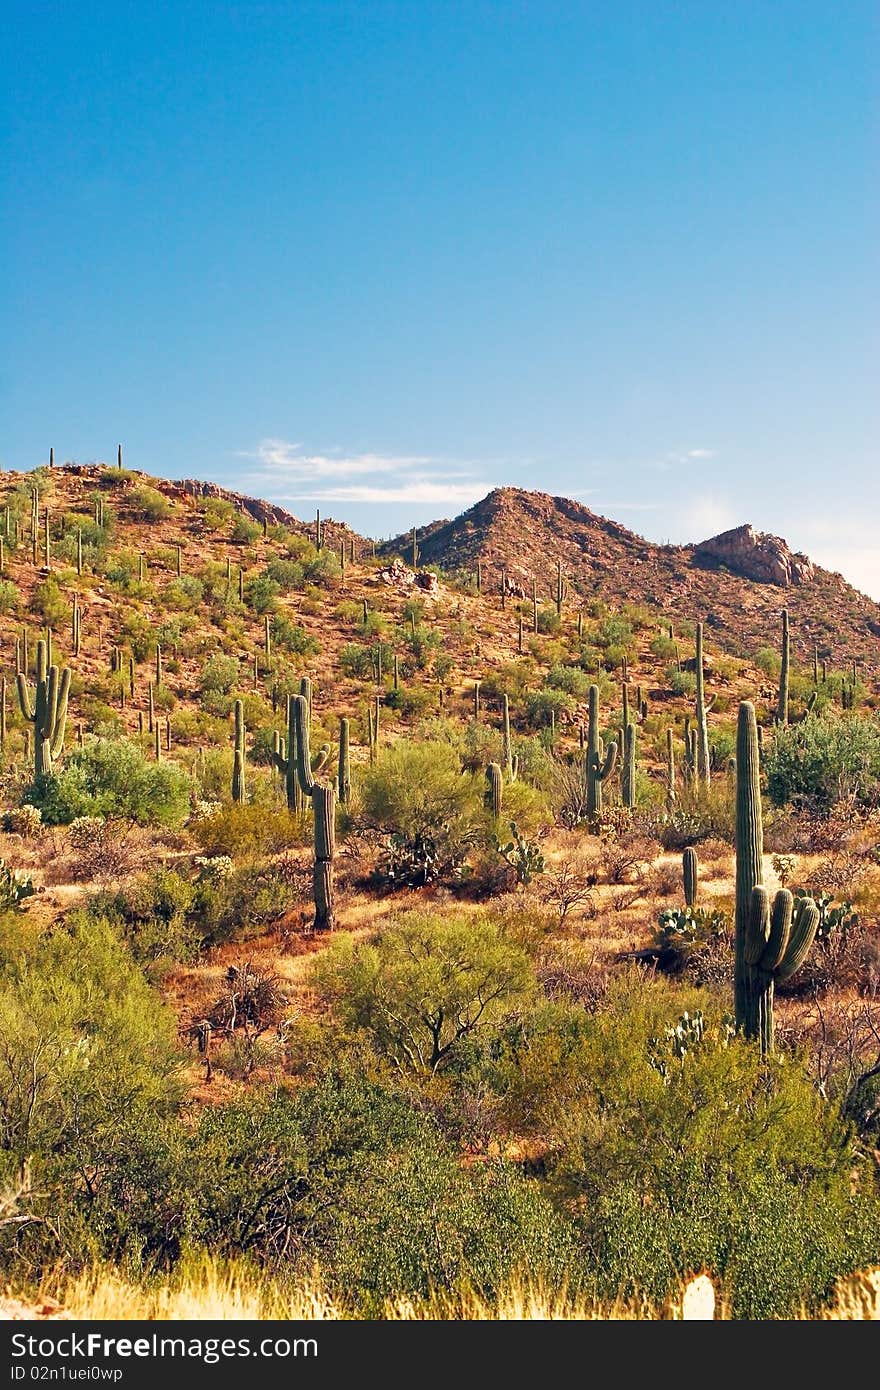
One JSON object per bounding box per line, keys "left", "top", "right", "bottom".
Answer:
{"left": 68, "top": 816, "right": 107, "bottom": 851}
{"left": 194, "top": 854, "right": 235, "bottom": 882}
{"left": 5, "top": 804, "right": 43, "bottom": 838}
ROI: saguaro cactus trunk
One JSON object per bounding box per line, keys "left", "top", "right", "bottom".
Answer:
{"left": 17, "top": 640, "right": 71, "bottom": 778}
{"left": 734, "top": 700, "right": 819, "bottom": 1053}
{"left": 231, "top": 699, "right": 246, "bottom": 803}
{"left": 292, "top": 694, "right": 336, "bottom": 931}
{"left": 695, "top": 622, "right": 711, "bottom": 787}
{"left": 585, "top": 684, "right": 617, "bottom": 822}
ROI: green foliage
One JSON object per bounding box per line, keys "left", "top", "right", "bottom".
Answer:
{"left": 765, "top": 712, "right": 880, "bottom": 810}
{"left": 546, "top": 664, "right": 593, "bottom": 698}
{"left": 653, "top": 904, "right": 729, "bottom": 970}
{"left": 73, "top": 1073, "right": 577, "bottom": 1308}
{"left": 595, "top": 615, "right": 634, "bottom": 651}
{"left": 129, "top": 485, "right": 171, "bottom": 523}
{"left": 29, "top": 737, "right": 191, "bottom": 827}
{"left": 199, "top": 653, "right": 241, "bottom": 696}
{"left": 360, "top": 741, "right": 480, "bottom": 883}
{"left": 650, "top": 635, "right": 677, "bottom": 660}
{"left": 164, "top": 575, "right": 204, "bottom": 610}
{"left": 524, "top": 687, "right": 572, "bottom": 729}
{"left": 270, "top": 613, "right": 319, "bottom": 656}
{"left": 231, "top": 515, "right": 262, "bottom": 544}
{"left": 667, "top": 667, "right": 696, "bottom": 696}
{"left": 191, "top": 803, "right": 301, "bottom": 857}
{"left": 0, "top": 916, "right": 181, "bottom": 1195}
{"left": 244, "top": 575, "right": 280, "bottom": 613}
{"left": 0, "top": 580, "right": 18, "bottom": 613}
{"left": 265, "top": 558, "right": 304, "bottom": 591}
{"left": 549, "top": 974, "right": 878, "bottom": 1318}
{"left": 754, "top": 647, "right": 782, "bottom": 679}
{"left": 92, "top": 872, "right": 200, "bottom": 967}
{"left": 313, "top": 913, "right": 534, "bottom": 1074}
{"left": 339, "top": 642, "right": 373, "bottom": 678}
{"left": 202, "top": 497, "right": 237, "bottom": 529}
{"left": 29, "top": 576, "right": 69, "bottom": 625}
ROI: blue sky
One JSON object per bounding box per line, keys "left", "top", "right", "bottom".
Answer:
{"left": 3, "top": 3, "right": 878, "bottom": 591}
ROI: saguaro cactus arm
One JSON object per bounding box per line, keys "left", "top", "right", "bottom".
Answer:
{"left": 293, "top": 694, "right": 316, "bottom": 795}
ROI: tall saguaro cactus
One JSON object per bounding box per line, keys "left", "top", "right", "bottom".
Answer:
{"left": 485, "top": 762, "right": 504, "bottom": 818}
{"left": 501, "top": 693, "right": 517, "bottom": 782}
{"left": 777, "top": 608, "right": 790, "bottom": 726}
{"left": 338, "top": 717, "right": 351, "bottom": 806}
{"left": 231, "top": 699, "right": 246, "bottom": 803}
{"left": 273, "top": 695, "right": 304, "bottom": 814}
{"left": 621, "top": 721, "right": 637, "bottom": 809}
{"left": 292, "top": 694, "right": 336, "bottom": 931}
{"left": 734, "top": 700, "right": 819, "bottom": 1052}
{"left": 694, "top": 622, "right": 711, "bottom": 788}
{"left": 585, "top": 684, "right": 617, "bottom": 821}
{"left": 16, "top": 639, "right": 70, "bottom": 777}
{"left": 665, "top": 727, "right": 676, "bottom": 810}
{"left": 683, "top": 846, "right": 698, "bottom": 907}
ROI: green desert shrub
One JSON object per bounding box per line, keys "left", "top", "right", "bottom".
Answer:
{"left": 29, "top": 576, "right": 68, "bottom": 625}
{"left": 231, "top": 515, "right": 262, "bottom": 544}
{"left": 548, "top": 973, "right": 879, "bottom": 1318}
{"left": 164, "top": 575, "right": 204, "bottom": 610}
{"left": 70, "top": 1073, "right": 578, "bottom": 1308}
{"left": 244, "top": 575, "right": 279, "bottom": 613}
{"left": 191, "top": 804, "right": 300, "bottom": 858}
{"left": 270, "top": 614, "right": 318, "bottom": 656}
{"left": 313, "top": 912, "right": 534, "bottom": 1075}
{"left": 129, "top": 485, "right": 171, "bottom": 523}
{"left": 650, "top": 635, "right": 678, "bottom": 661}
{"left": 359, "top": 741, "right": 481, "bottom": 883}
{"left": 199, "top": 653, "right": 241, "bottom": 696}
{"left": 28, "top": 738, "right": 191, "bottom": 827}
{"left": 339, "top": 643, "right": 374, "bottom": 679}
{"left": 765, "top": 712, "right": 880, "bottom": 811}
{"left": 525, "top": 687, "right": 572, "bottom": 730}
{"left": 0, "top": 915, "right": 181, "bottom": 1204}
{"left": 94, "top": 871, "right": 200, "bottom": 966}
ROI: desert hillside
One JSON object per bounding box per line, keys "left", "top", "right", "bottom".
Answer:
{"left": 0, "top": 457, "right": 878, "bottom": 1322}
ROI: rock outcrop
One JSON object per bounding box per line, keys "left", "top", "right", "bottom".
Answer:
{"left": 693, "top": 525, "right": 815, "bottom": 588}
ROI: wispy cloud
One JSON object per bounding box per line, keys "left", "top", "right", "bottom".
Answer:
{"left": 272, "top": 481, "right": 492, "bottom": 505}
{"left": 238, "top": 437, "right": 492, "bottom": 507}
{"left": 651, "top": 446, "right": 717, "bottom": 473}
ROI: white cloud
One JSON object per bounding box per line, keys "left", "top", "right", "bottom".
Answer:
{"left": 238, "top": 437, "right": 492, "bottom": 509}
{"left": 686, "top": 448, "right": 715, "bottom": 460}
{"left": 274, "top": 481, "right": 492, "bottom": 506}
{"left": 242, "top": 438, "right": 432, "bottom": 479}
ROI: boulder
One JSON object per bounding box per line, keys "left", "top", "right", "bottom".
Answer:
{"left": 693, "top": 525, "right": 814, "bottom": 587}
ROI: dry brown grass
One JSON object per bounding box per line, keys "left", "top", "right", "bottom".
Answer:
{"left": 27, "top": 1258, "right": 879, "bottom": 1320}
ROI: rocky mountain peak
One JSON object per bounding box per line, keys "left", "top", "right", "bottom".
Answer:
{"left": 693, "top": 524, "right": 815, "bottom": 588}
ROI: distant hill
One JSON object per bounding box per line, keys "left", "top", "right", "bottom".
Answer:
{"left": 383, "top": 487, "right": 880, "bottom": 668}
